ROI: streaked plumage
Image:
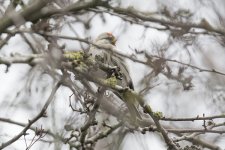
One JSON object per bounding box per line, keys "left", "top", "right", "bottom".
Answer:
{"left": 88, "top": 32, "right": 141, "bottom": 119}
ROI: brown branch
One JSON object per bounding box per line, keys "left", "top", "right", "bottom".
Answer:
{"left": 161, "top": 114, "right": 225, "bottom": 121}
{"left": 0, "top": 34, "right": 12, "bottom": 49}
{"left": 0, "top": 82, "right": 61, "bottom": 149}
{"left": 104, "top": 5, "right": 225, "bottom": 35}
{"left": 60, "top": 59, "right": 179, "bottom": 148}
{"left": 23, "top": 0, "right": 106, "bottom": 24}
{"left": 167, "top": 129, "right": 225, "bottom": 134}
{"left": 173, "top": 121, "right": 224, "bottom": 142}
{"left": 89, "top": 8, "right": 168, "bottom": 31}
{"left": 0, "top": 53, "right": 44, "bottom": 66}
{"left": 153, "top": 55, "right": 225, "bottom": 76}
{"left": 2, "top": 116, "right": 220, "bottom": 149}
{"left": 85, "top": 122, "right": 123, "bottom": 144}
{"left": 0, "top": 116, "right": 82, "bottom": 148}
{"left": 139, "top": 104, "right": 180, "bottom": 150}
{"left": 6, "top": 29, "right": 225, "bottom": 78}
{"left": 0, "top": 0, "right": 107, "bottom": 34}
{"left": 0, "top": 46, "right": 223, "bottom": 149}
{"left": 79, "top": 88, "right": 105, "bottom": 149}
{"left": 0, "top": 0, "right": 49, "bottom": 34}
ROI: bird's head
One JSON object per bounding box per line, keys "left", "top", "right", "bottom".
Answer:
{"left": 95, "top": 32, "right": 117, "bottom": 45}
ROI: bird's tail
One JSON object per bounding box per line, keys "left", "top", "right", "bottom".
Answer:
{"left": 126, "top": 102, "right": 142, "bottom": 120}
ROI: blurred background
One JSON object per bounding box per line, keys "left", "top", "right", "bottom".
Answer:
{"left": 0, "top": 0, "right": 225, "bottom": 149}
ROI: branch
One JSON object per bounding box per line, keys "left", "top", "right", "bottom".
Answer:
{"left": 167, "top": 129, "right": 225, "bottom": 134}
{"left": 0, "top": 53, "right": 44, "bottom": 66}
{"left": 0, "top": 116, "right": 91, "bottom": 148}
{"left": 0, "top": 0, "right": 107, "bottom": 34}
{"left": 8, "top": 30, "right": 225, "bottom": 78}
{"left": 0, "top": 82, "right": 61, "bottom": 149}
{"left": 0, "top": 50, "right": 222, "bottom": 149}
{"left": 85, "top": 122, "right": 123, "bottom": 144}
{"left": 105, "top": 5, "right": 225, "bottom": 35}
{"left": 89, "top": 8, "right": 168, "bottom": 31}
{"left": 138, "top": 102, "right": 179, "bottom": 149}
{"left": 22, "top": 0, "right": 106, "bottom": 24}
{"left": 0, "top": 0, "right": 49, "bottom": 34}
{"left": 161, "top": 114, "right": 225, "bottom": 121}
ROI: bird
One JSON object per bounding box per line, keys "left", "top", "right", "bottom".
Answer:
{"left": 88, "top": 32, "right": 142, "bottom": 120}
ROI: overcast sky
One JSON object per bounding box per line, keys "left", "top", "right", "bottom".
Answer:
{"left": 0, "top": 0, "right": 225, "bottom": 149}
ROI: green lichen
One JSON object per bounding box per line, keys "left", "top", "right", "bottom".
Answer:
{"left": 104, "top": 76, "right": 117, "bottom": 87}
{"left": 153, "top": 111, "right": 163, "bottom": 119}
{"left": 64, "top": 51, "right": 84, "bottom": 61}
{"left": 63, "top": 51, "right": 91, "bottom": 72}
{"left": 122, "top": 89, "right": 136, "bottom": 104}
{"left": 145, "top": 105, "right": 152, "bottom": 113}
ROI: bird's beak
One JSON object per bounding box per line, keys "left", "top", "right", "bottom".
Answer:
{"left": 112, "top": 38, "right": 117, "bottom": 45}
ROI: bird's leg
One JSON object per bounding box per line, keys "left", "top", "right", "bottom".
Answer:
{"left": 108, "top": 66, "right": 123, "bottom": 80}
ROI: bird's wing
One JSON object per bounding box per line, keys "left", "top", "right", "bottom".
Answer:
{"left": 111, "top": 55, "right": 134, "bottom": 90}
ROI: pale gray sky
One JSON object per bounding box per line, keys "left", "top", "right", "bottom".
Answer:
{"left": 0, "top": 0, "right": 225, "bottom": 149}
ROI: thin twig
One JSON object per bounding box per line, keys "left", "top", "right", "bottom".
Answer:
{"left": 161, "top": 114, "right": 225, "bottom": 121}
{"left": 0, "top": 82, "right": 61, "bottom": 149}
